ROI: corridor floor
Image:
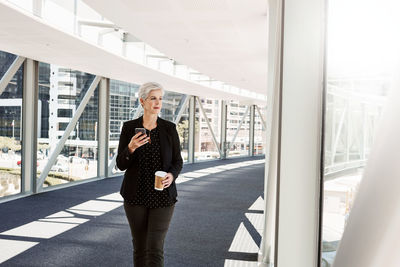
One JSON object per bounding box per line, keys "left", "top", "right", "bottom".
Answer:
{"left": 0, "top": 156, "right": 265, "bottom": 267}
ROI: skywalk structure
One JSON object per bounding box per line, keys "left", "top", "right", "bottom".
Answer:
{"left": 1, "top": 0, "right": 399, "bottom": 266}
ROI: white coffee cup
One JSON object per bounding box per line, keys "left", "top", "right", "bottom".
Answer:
{"left": 154, "top": 171, "right": 167, "bottom": 191}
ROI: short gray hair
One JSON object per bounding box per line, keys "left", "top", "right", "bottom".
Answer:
{"left": 138, "top": 82, "right": 165, "bottom": 100}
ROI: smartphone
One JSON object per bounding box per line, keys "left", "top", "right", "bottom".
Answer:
{"left": 135, "top": 128, "right": 146, "bottom": 136}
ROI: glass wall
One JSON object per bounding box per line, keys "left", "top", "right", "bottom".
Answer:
{"left": 227, "top": 101, "right": 250, "bottom": 157}
{"left": 195, "top": 97, "right": 221, "bottom": 161}
{"left": 37, "top": 63, "right": 100, "bottom": 187}
{"left": 160, "top": 92, "right": 189, "bottom": 162}
{"left": 0, "top": 51, "right": 23, "bottom": 198}
{"left": 176, "top": 101, "right": 189, "bottom": 163}
{"left": 160, "top": 91, "right": 186, "bottom": 122}
{"left": 321, "top": 0, "right": 396, "bottom": 265}
{"left": 254, "top": 106, "right": 266, "bottom": 155}
{"left": 0, "top": 51, "right": 264, "bottom": 199}
{"left": 109, "top": 79, "right": 140, "bottom": 174}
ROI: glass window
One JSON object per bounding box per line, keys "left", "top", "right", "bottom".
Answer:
{"left": 176, "top": 102, "right": 189, "bottom": 163}
{"left": 195, "top": 97, "right": 221, "bottom": 161}
{"left": 227, "top": 101, "right": 250, "bottom": 157}
{"left": 0, "top": 51, "right": 16, "bottom": 78}
{"left": 108, "top": 79, "right": 139, "bottom": 174}
{"left": 37, "top": 63, "right": 100, "bottom": 187}
{"left": 159, "top": 91, "right": 189, "bottom": 162}
{"left": 160, "top": 91, "right": 186, "bottom": 123}
{"left": 321, "top": 0, "right": 396, "bottom": 265}
{"left": 0, "top": 50, "right": 23, "bottom": 198}
{"left": 254, "top": 106, "right": 266, "bottom": 155}
{"left": 57, "top": 108, "right": 73, "bottom": 118}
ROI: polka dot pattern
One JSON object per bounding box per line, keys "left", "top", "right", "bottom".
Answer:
{"left": 125, "top": 125, "right": 177, "bottom": 208}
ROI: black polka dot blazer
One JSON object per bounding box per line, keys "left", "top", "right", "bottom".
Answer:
{"left": 116, "top": 116, "right": 183, "bottom": 202}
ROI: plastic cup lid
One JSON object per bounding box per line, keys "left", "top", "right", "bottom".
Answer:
{"left": 155, "top": 171, "right": 167, "bottom": 177}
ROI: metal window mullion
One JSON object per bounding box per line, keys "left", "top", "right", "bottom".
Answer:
{"left": 330, "top": 99, "right": 336, "bottom": 163}
{"left": 220, "top": 100, "right": 227, "bottom": 159}
{"left": 361, "top": 104, "right": 367, "bottom": 160}
{"left": 256, "top": 105, "right": 267, "bottom": 130}
{"left": 174, "top": 95, "right": 189, "bottom": 124}
{"left": 195, "top": 97, "right": 222, "bottom": 157}
{"left": 228, "top": 106, "right": 250, "bottom": 152}
{"left": 188, "top": 96, "right": 195, "bottom": 163}
{"left": 331, "top": 106, "right": 347, "bottom": 165}
{"left": 0, "top": 56, "right": 26, "bottom": 95}
{"left": 98, "top": 77, "right": 109, "bottom": 178}
{"left": 249, "top": 105, "right": 255, "bottom": 156}
{"left": 22, "top": 59, "right": 39, "bottom": 194}
{"left": 37, "top": 76, "right": 101, "bottom": 191}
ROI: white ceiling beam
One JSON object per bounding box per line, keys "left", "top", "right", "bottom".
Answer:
{"left": 0, "top": 1, "right": 266, "bottom": 105}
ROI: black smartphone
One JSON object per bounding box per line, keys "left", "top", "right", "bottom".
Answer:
{"left": 135, "top": 128, "right": 146, "bottom": 136}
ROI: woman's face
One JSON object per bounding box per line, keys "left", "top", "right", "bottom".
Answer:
{"left": 141, "top": 89, "right": 163, "bottom": 115}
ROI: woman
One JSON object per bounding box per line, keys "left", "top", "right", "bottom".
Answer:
{"left": 116, "top": 82, "right": 183, "bottom": 267}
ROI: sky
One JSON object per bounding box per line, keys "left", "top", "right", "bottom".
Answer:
{"left": 327, "top": 0, "right": 400, "bottom": 78}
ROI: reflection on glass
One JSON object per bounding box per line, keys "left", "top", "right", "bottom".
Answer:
{"left": 37, "top": 63, "right": 99, "bottom": 186}
{"left": 0, "top": 50, "right": 23, "bottom": 197}
{"left": 321, "top": 0, "right": 397, "bottom": 265}
{"left": 159, "top": 91, "right": 190, "bottom": 162}
{"left": 160, "top": 91, "right": 185, "bottom": 123}
{"left": 195, "top": 98, "right": 221, "bottom": 161}
{"left": 109, "top": 79, "right": 140, "bottom": 174}
{"left": 227, "top": 101, "right": 250, "bottom": 157}
{"left": 176, "top": 103, "right": 189, "bottom": 163}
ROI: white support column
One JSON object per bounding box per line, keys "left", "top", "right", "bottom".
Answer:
{"left": 259, "top": 0, "right": 283, "bottom": 265}
{"left": 188, "top": 96, "right": 195, "bottom": 163}
{"left": 274, "top": 0, "right": 325, "bottom": 266}
{"left": 98, "top": 77, "right": 109, "bottom": 178}
{"left": 249, "top": 105, "right": 255, "bottom": 156}
{"left": 37, "top": 76, "right": 101, "bottom": 191}
{"left": 22, "top": 59, "right": 38, "bottom": 194}
{"left": 220, "top": 100, "right": 228, "bottom": 159}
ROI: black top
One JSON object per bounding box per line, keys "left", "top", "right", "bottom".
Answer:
{"left": 125, "top": 126, "right": 176, "bottom": 208}
{"left": 116, "top": 116, "right": 183, "bottom": 204}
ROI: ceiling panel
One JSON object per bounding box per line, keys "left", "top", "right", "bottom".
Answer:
{"left": 83, "top": 0, "right": 268, "bottom": 95}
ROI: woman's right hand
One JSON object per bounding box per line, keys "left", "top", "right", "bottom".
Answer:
{"left": 128, "top": 132, "right": 149, "bottom": 154}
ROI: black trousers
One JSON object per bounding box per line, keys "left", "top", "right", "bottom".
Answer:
{"left": 124, "top": 203, "right": 175, "bottom": 267}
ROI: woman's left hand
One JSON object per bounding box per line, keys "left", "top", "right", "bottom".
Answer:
{"left": 162, "top": 173, "right": 174, "bottom": 188}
